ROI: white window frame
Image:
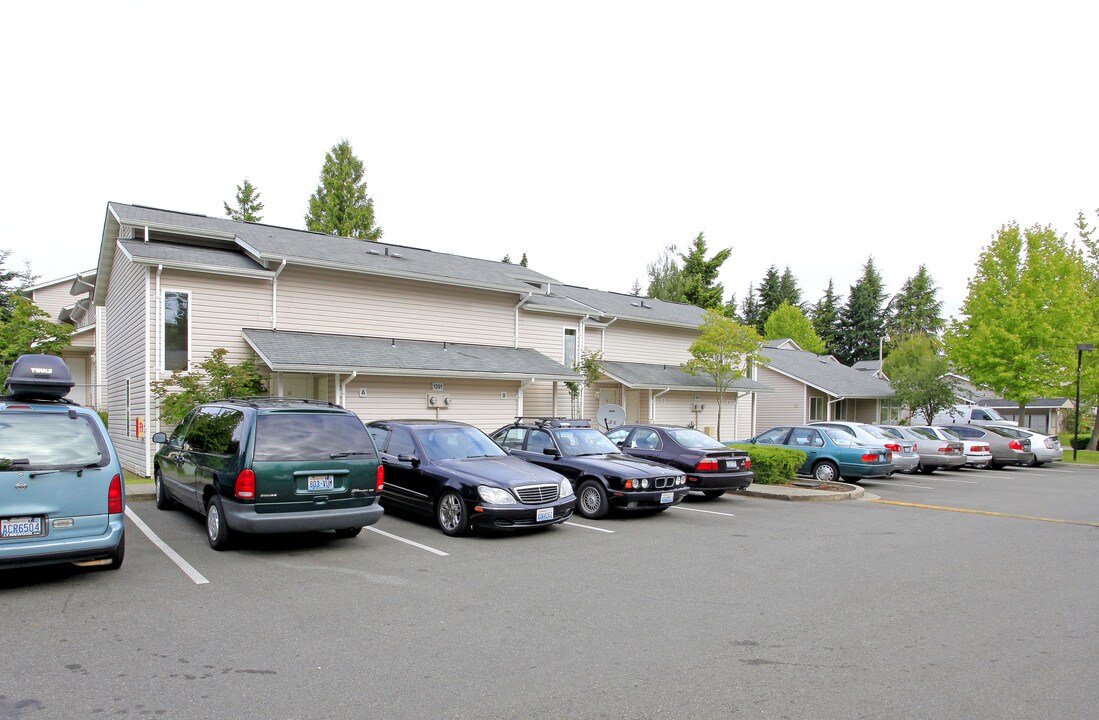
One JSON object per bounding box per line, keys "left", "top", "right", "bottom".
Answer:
{"left": 809, "top": 396, "right": 825, "bottom": 422}
{"left": 162, "top": 289, "right": 192, "bottom": 373}
{"left": 563, "top": 327, "right": 577, "bottom": 368}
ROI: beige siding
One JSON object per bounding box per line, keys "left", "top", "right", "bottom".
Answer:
{"left": 340, "top": 376, "right": 521, "bottom": 432}
{"left": 601, "top": 321, "right": 696, "bottom": 364}
{"left": 68, "top": 328, "right": 96, "bottom": 349}
{"left": 104, "top": 254, "right": 150, "bottom": 475}
{"left": 30, "top": 282, "right": 74, "bottom": 320}
{"left": 646, "top": 390, "right": 750, "bottom": 441}
{"left": 276, "top": 265, "right": 515, "bottom": 345}
{"left": 517, "top": 312, "right": 583, "bottom": 420}
{"left": 755, "top": 366, "right": 808, "bottom": 429}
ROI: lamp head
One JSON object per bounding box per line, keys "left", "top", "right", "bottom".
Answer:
{"left": 1079, "top": 343, "right": 1096, "bottom": 352}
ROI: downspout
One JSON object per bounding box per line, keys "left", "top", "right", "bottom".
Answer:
{"left": 513, "top": 292, "right": 532, "bottom": 348}
{"left": 651, "top": 387, "right": 671, "bottom": 422}
{"left": 516, "top": 378, "right": 535, "bottom": 418}
{"left": 154, "top": 265, "right": 163, "bottom": 437}
{"left": 600, "top": 316, "right": 617, "bottom": 352}
{"left": 272, "top": 259, "right": 287, "bottom": 330}
{"left": 340, "top": 371, "right": 358, "bottom": 408}
{"left": 827, "top": 397, "right": 846, "bottom": 421}
{"left": 144, "top": 267, "right": 154, "bottom": 478}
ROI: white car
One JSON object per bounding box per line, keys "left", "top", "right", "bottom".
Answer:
{"left": 996, "top": 427, "right": 1063, "bottom": 466}
{"left": 913, "top": 425, "right": 994, "bottom": 469}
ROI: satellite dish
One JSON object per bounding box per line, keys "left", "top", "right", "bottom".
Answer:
{"left": 596, "top": 404, "right": 626, "bottom": 430}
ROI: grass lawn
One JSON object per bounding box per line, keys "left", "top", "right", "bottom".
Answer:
{"left": 1058, "top": 433, "right": 1099, "bottom": 465}
{"left": 123, "top": 470, "right": 152, "bottom": 485}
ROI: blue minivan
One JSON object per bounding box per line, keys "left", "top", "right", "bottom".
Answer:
{"left": 0, "top": 355, "right": 125, "bottom": 571}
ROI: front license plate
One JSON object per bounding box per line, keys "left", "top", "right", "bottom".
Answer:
{"left": 536, "top": 508, "right": 554, "bottom": 522}
{"left": 1, "top": 516, "right": 44, "bottom": 539}
{"left": 660, "top": 492, "right": 674, "bottom": 504}
{"left": 307, "top": 475, "right": 335, "bottom": 491}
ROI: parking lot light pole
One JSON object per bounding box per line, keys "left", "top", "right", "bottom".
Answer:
{"left": 1074, "top": 343, "right": 1095, "bottom": 462}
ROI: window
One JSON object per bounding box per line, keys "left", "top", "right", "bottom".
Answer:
{"left": 528, "top": 429, "right": 554, "bottom": 454}
{"left": 497, "top": 427, "right": 526, "bottom": 450}
{"left": 163, "top": 291, "right": 190, "bottom": 371}
{"left": 386, "top": 427, "right": 416, "bottom": 457}
{"left": 0, "top": 412, "right": 109, "bottom": 470}
{"left": 630, "top": 428, "right": 662, "bottom": 450}
{"left": 605, "top": 428, "right": 629, "bottom": 445}
{"left": 563, "top": 328, "right": 577, "bottom": 368}
{"left": 254, "top": 413, "right": 375, "bottom": 462}
{"left": 833, "top": 399, "right": 849, "bottom": 420}
{"left": 755, "top": 427, "right": 790, "bottom": 444}
{"left": 879, "top": 401, "right": 901, "bottom": 424}
{"left": 809, "top": 397, "right": 825, "bottom": 421}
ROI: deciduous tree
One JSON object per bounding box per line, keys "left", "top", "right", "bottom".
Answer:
{"left": 683, "top": 311, "right": 766, "bottom": 441}
{"left": 305, "top": 140, "right": 382, "bottom": 241}
{"left": 645, "top": 244, "right": 686, "bottom": 301}
{"left": 763, "top": 302, "right": 825, "bottom": 354}
{"left": 882, "top": 335, "right": 956, "bottom": 424}
{"left": 151, "top": 348, "right": 267, "bottom": 423}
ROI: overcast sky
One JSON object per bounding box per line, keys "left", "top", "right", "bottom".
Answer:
{"left": 4, "top": 2, "right": 1098, "bottom": 321}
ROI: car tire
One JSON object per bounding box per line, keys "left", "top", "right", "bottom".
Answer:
{"left": 576, "top": 480, "right": 609, "bottom": 519}
{"left": 334, "top": 527, "right": 362, "bottom": 539}
{"left": 154, "top": 469, "right": 174, "bottom": 510}
{"left": 702, "top": 490, "right": 726, "bottom": 499}
{"left": 1030, "top": 460, "right": 1045, "bottom": 467}
{"left": 206, "top": 495, "right": 233, "bottom": 551}
{"left": 436, "top": 490, "right": 470, "bottom": 536}
{"left": 812, "top": 461, "right": 839, "bottom": 483}
{"left": 989, "top": 463, "right": 1003, "bottom": 470}
{"left": 918, "top": 465, "right": 936, "bottom": 475}
{"left": 104, "top": 532, "right": 125, "bottom": 571}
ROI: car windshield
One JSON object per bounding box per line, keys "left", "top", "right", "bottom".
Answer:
{"left": 554, "top": 428, "right": 620, "bottom": 456}
{"left": 254, "top": 413, "right": 377, "bottom": 462}
{"left": 878, "top": 427, "right": 904, "bottom": 439}
{"left": 981, "top": 407, "right": 1008, "bottom": 422}
{"left": 825, "top": 429, "right": 861, "bottom": 447}
{"left": 0, "top": 411, "right": 108, "bottom": 470}
{"left": 667, "top": 428, "right": 725, "bottom": 449}
{"left": 938, "top": 428, "right": 964, "bottom": 441}
{"left": 858, "top": 424, "right": 891, "bottom": 439}
{"left": 981, "top": 426, "right": 1017, "bottom": 439}
{"left": 415, "top": 426, "right": 506, "bottom": 461}
{"left": 908, "top": 427, "right": 938, "bottom": 441}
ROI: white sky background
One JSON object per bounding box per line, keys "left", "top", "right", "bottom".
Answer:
{"left": 4, "top": 1, "right": 1098, "bottom": 321}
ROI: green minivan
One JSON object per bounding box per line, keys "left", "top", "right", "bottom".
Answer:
{"left": 152, "top": 397, "right": 384, "bottom": 550}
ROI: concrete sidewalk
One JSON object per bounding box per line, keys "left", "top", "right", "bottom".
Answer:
{"left": 739, "top": 481, "right": 864, "bottom": 501}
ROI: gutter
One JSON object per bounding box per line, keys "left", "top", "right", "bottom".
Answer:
{"left": 339, "top": 371, "right": 358, "bottom": 407}
{"left": 827, "top": 396, "right": 846, "bottom": 421}
{"left": 154, "top": 265, "right": 163, "bottom": 436}
{"left": 514, "top": 292, "right": 532, "bottom": 348}
{"left": 516, "top": 377, "right": 536, "bottom": 416}
{"left": 651, "top": 387, "right": 671, "bottom": 422}
{"left": 272, "top": 259, "right": 287, "bottom": 330}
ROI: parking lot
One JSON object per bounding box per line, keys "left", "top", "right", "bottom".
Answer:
{"left": 3, "top": 464, "right": 1098, "bottom": 720}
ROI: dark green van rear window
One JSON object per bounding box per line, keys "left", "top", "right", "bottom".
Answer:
{"left": 253, "top": 413, "right": 376, "bottom": 462}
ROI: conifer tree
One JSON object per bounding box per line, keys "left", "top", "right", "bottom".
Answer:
{"left": 885, "top": 265, "right": 944, "bottom": 338}
{"left": 224, "top": 179, "right": 264, "bottom": 222}
{"left": 305, "top": 140, "right": 382, "bottom": 241}
{"left": 810, "top": 279, "right": 842, "bottom": 355}
{"left": 833, "top": 258, "right": 887, "bottom": 364}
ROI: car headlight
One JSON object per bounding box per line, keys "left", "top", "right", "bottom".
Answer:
{"left": 640, "top": 478, "right": 650, "bottom": 489}
{"left": 560, "top": 479, "right": 573, "bottom": 497}
{"left": 477, "top": 486, "right": 517, "bottom": 505}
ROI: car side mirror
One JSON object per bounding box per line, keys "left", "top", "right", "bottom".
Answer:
{"left": 615, "top": 441, "right": 625, "bottom": 447}
{"left": 152, "top": 432, "right": 168, "bottom": 444}
{"left": 397, "top": 453, "right": 420, "bottom": 467}
{"left": 542, "top": 447, "right": 560, "bottom": 457}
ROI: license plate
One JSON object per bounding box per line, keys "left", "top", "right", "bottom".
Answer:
{"left": 536, "top": 508, "right": 554, "bottom": 522}
{"left": 660, "top": 492, "right": 674, "bottom": 504}
{"left": 307, "top": 475, "right": 335, "bottom": 491}
{"left": 1, "top": 516, "right": 44, "bottom": 539}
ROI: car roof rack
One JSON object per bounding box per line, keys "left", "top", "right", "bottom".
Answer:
{"left": 223, "top": 396, "right": 344, "bottom": 409}
{"left": 513, "top": 416, "right": 593, "bottom": 428}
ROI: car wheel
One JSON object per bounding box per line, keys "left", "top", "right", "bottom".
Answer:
{"left": 812, "top": 461, "right": 839, "bottom": 483}
{"left": 206, "top": 496, "right": 233, "bottom": 551}
{"left": 702, "top": 490, "right": 726, "bottom": 499}
{"left": 436, "top": 491, "right": 469, "bottom": 536}
{"left": 104, "top": 532, "right": 125, "bottom": 571}
{"left": 1030, "top": 460, "right": 1045, "bottom": 467}
{"left": 334, "top": 527, "right": 362, "bottom": 539}
{"left": 576, "top": 480, "right": 609, "bottom": 519}
{"left": 154, "top": 469, "right": 174, "bottom": 510}
{"left": 989, "top": 463, "right": 1003, "bottom": 470}
{"left": 918, "top": 465, "right": 936, "bottom": 475}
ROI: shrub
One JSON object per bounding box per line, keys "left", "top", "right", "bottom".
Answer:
{"left": 728, "top": 444, "right": 805, "bottom": 484}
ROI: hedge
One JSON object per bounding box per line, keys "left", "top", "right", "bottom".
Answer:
{"left": 728, "top": 444, "right": 806, "bottom": 485}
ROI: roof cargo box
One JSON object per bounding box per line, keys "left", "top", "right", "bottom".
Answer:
{"left": 4, "top": 354, "right": 74, "bottom": 400}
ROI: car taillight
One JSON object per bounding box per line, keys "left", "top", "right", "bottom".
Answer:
{"left": 912, "top": 444, "right": 917, "bottom": 452}
{"left": 862, "top": 453, "right": 880, "bottom": 462}
{"left": 1008, "top": 440, "right": 1024, "bottom": 451}
{"left": 884, "top": 443, "right": 901, "bottom": 453}
{"left": 938, "top": 446, "right": 955, "bottom": 453}
{"left": 107, "top": 474, "right": 124, "bottom": 514}
{"left": 696, "top": 458, "right": 720, "bottom": 471}
{"left": 744, "top": 458, "right": 752, "bottom": 470}
{"left": 977, "top": 445, "right": 990, "bottom": 453}
{"left": 235, "top": 469, "right": 256, "bottom": 499}
{"left": 376, "top": 465, "right": 385, "bottom": 492}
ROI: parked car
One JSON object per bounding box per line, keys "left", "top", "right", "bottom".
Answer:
{"left": 365, "top": 419, "right": 575, "bottom": 535}
{"left": 491, "top": 417, "right": 688, "bottom": 518}
{"left": 743, "top": 425, "right": 894, "bottom": 482}
{"left": 910, "top": 404, "right": 1015, "bottom": 427}
{"left": 1, "top": 355, "right": 125, "bottom": 571}
{"left": 879, "top": 425, "right": 966, "bottom": 474}
{"left": 938, "top": 425, "right": 1035, "bottom": 469}
{"left": 152, "top": 397, "right": 384, "bottom": 550}
{"left": 911, "top": 425, "right": 993, "bottom": 469}
{"left": 995, "top": 427, "right": 1063, "bottom": 466}
{"left": 605, "top": 424, "right": 753, "bottom": 498}
{"left": 812, "top": 421, "right": 919, "bottom": 473}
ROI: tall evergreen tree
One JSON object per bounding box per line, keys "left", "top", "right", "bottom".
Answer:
{"left": 519, "top": 253, "right": 528, "bottom": 268}
{"left": 885, "top": 264, "right": 944, "bottom": 338}
{"left": 679, "top": 232, "right": 731, "bottom": 310}
{"left": 778, "top": 266, "right": 803, "bottom": 309}
{"left": 224, "top": 179, "right": 264, "bottom": 222}
{"left": 629, "top": 279, "right": 643, "bottom": 296}
{"left": 740, "top": 283, "right": 761, "bottom": 331}
{"left": 756, "top": 266, "right": 782, "bottom": 331}
{"left": 305, "top": 139, "right": 382, "bottom": 240}
{"left": 723, "top": 292, "right": 739, "bottom": 321}
{"left": 811, "top": 279, "right": 842, "bottom": 355}
{"left": 501, "top": 254, "right": 512, "bottom": 264}
{"left": 833, "top": 257, "right": 887, "bottom": 364}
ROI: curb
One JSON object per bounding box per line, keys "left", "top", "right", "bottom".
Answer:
{"left": 739, "top": 481, "right": 864, "bottom": 502}
{"left": 125, "top": 483, "right": 155, "bottom": 497}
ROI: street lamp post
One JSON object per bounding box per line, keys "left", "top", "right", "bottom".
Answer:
{"left": 1074, "top": 343, "right": 1095, "bottom": 462}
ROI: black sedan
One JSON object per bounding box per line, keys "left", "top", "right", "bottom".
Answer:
{"left": 365, "top": 420, "right": 576, "bottom": 536}
{"left": 605, "top": 424, "right": 753, "bottom": 498}
{"left": 491, "top": 418, "right": 688, "bottom": 519}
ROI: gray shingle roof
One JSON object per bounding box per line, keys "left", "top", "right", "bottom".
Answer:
{"left": 107, "top": 203, "right": 559, "bottom": 294}
{"left": 602, "top": 360, "right": 771, "bottom": 393}
{"left": 526, "top": 285, "right": 708, "bottom": 328}
{"left": 242, "top": 328, "right": 580, "bottom": 380}
{"left": 120, "top": 239, "right": 269, "bottom": 273}
{"left": 977, "top": 398, "right": 1073, "bottom": 409}
{"left": 762, "top": 347, "right": 895, "bottom": 399}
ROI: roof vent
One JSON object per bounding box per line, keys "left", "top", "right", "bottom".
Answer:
{"left": 365, "top": 249, "right": 382, "bottom": 255}
{"left": 630, "top": 300, "right": 651, "bottom": 309}
{"left": 390, "top": 252, "right": 403, "bottom": 259}
{"left": 5, "top": 354, "right": 74, "bottom": 401}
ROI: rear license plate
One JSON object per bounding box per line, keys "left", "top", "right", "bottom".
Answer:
{"left": 307, "top": 475, "right": 335, "bottom": 491}
{"left": 536, "top": 508, "right": 554, "bottom": 522}
{"left": 660, "top": 492, "right": 674, "bottom": 504}
{"left": 1, "top": 516, "right": 44, "bottom": 539}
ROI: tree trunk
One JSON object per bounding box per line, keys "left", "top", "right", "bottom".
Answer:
{"left": 715, "top": 390, "right": 724, "bottom": 442}
{"left": 1018, "top": 400, "right": 1026, "bottom": 428}
{"left": 1088, "top": 406, "right": 1098, "bottom": 452}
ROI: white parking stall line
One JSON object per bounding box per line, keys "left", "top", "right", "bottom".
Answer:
{"left": 124, "top": 507, "right": 210, "bottom": 585}
{"left": 671, "top": 505, "right": 736, "bottom": 517}
{"left": 925, "top": 476, "right": 980, "bottom": 484}
{"left": 882, "top": 482, "right": 934, "bottom": 490}
{"left": 563, "top": 521, "right": 615, "bottom": 533}
{"left": 366, "top": 527, "right": 450, "bottom": 556}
